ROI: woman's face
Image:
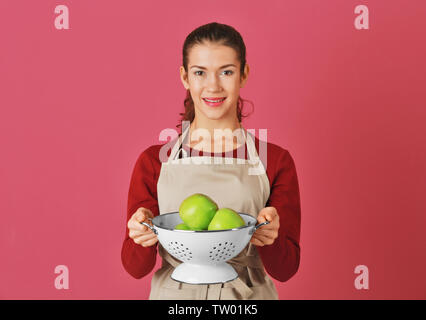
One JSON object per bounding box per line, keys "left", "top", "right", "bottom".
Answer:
{"left": 180, "top": 41, "right": 249, "bottom": 123}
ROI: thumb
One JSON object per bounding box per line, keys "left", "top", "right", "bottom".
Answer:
{"left": 135, "top": 210, "right": 145, "bottom": 222}
{"left": 257, "top": 211, "right": 266, "bottom": 224}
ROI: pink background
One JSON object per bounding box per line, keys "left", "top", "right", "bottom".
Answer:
{"left": 1, "top": 0, "right": 425, "bottom": 299}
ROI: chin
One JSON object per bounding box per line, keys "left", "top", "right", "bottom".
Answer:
{"left": 203, "top": 110, "right": 230, "bottom": 121}
{"left": 194, "top": 100, "right": 236, "bottom": 122}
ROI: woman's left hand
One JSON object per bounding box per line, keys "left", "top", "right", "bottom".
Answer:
{"left": 250, "top": 207, "right": 280, "bottom": 246}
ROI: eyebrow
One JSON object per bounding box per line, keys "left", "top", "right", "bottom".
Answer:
{"left": 190, "top": 64, "right": 237, "bottom": 70}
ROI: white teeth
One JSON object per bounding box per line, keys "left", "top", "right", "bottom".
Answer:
{"left": 204, "top": 98, "right": 225, "bottom": 102}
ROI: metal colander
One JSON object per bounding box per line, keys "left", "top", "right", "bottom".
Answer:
{"left": 141, "top": 212, "right": 269, "bottom": 284}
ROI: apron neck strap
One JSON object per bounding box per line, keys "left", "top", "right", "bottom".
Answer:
{"left": 168, "top": 124, "right": 190, "bottom": 162}
{"left": 168, "top": 123, "right": 259, "bottom": 162}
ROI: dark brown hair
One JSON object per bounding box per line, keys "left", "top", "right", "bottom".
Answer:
{"left": 177, "top": 22, "right": 254, "bottom": 130}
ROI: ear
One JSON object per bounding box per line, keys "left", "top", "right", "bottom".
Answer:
{"left": 240, "top": 63, "right": 250, "bottom": 88}
{"left": 179, "top": 66, "right": 190, "bottom": 90}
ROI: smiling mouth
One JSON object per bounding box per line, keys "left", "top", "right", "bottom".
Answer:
{"left": 202, "top": 97, "right": 226, "bottom": 102}
{"left": 202, "top": 97, "right": 227, "bottom": 107}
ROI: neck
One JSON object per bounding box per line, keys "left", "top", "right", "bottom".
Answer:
{"left": 190, "top": 117, "right": 241, "bottom": 136}
{"left": 186, "top": 117, "right": 245, "bottom": 152}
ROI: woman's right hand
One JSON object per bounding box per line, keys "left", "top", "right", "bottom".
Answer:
{"left": 127, "top": 207, "right": 158, "bottom": 247}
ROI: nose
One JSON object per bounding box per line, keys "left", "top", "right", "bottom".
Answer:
{"left": 205, "top": 74, "right": 222, "bottom": 92}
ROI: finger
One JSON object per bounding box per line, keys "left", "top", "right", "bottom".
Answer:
{"left": 129, "top": 211, "right": 154, "bottom": 233}
{"left": 257, "top": 215, "right": 279, "bottom": 231}
{"left": 256, "top": 219, "right": 275, "bottom": 228}
{"left": 255, "top": 218, "right": 274, "bottom": 230}
{"left": 139, "top": 221, "right": 151, "bottom": 233}
{"left": 134, "top": 208, "right": 153, "bottom": 223}
{"left": 256, "top": 213, "right": 267, "bottom": 224}
{"left": 141, "top": 236, "right": 159, "bottom": 247}
{"left": 141, "top": 208, "right": 154, "bottom": 219}
{"left": 251, "top": 233, "right": 275, "bottom": 245}
{"left": 265, "top": 212, "right": 274, "bottom": 222}
{"left": 252, "top": 231, "right": 275, "bottom": 241}
{"left": 135, "top": 234, "right": 158, "bottom": 247}
{"left": 129, "top": 227, "right": 154, "bottom": 239}
{"left": 134, "top": 208, "right": 145, "bottom": 222}
{"left": 253, "top": 228, "right": 277, "bottom": 239}
{"left": 133, "top": 232, "right": 157, "bottom": 245}
{"left": 128, "top": 218, "right": 146, "bottom": 232}
{"left": 264, "top": 208, "right": 279, "bottom": 221}
{"left": 135, "top": 231, "right": 157, "bottom": 241}
{"left": 251, "top": 235, "right": 274, "bottom": 246}
{"left": 257, "top": 210, "right": 272, "bottom": 223}
{"left": 250, "top": 236, "right": 265, "bottom": 247}
{"left": 129, "top": 229, "right": 143, "bottom": 239}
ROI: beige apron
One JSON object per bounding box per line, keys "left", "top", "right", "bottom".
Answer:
{"left": 149, "top": 124, "right": 279, "bottom": 300}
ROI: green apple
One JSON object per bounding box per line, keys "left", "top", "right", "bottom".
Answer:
{"left": 179, "top": 193, "right": 218, "bottom": 230}
{"left": 208, "top": 208, "right": 245, "bottom": 230}
{"left": 189, "top": 227, "right": 204, "bottom": 231}
{"left": 174, "top": 223, "right": 191, "bottom": 230}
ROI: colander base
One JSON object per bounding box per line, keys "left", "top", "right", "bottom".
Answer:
{"left": 171, "top": 262, "right": 238, "bottom": 284}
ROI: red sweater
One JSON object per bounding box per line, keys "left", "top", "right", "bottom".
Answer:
{"left": 121, "top": 135, "right": 301, "bottom": 282}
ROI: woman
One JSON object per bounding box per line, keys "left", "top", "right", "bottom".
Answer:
{"left": 121, "top": 22, "right": 301, "bottom": 300}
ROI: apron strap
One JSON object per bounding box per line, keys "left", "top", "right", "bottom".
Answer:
{"left": 244, "top": 129, "right": 267, "bottom": 175}
{"left": 206, "top": 283, "right": 222, "bottom": 300}
{"left": 206, "top": 278, "right": 254, "bottom": 300}
{"left": 228, "top": 277, "right": 254, "bottom": 299}
{"left": 244, "top": 129, "right": 257, "bottom": 162}
{"left": 168, "top": 122, "right": 191, "bottom": 162}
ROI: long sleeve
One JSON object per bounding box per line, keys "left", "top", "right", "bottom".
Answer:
{"left": 121, "top": 147, "right": 160, "bottom": 279}
{"left": 257, "top": 149, "right": 301, "bottom": 282}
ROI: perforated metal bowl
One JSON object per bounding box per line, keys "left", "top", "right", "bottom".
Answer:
{"left": 141, "top": 212, "right": 268, "bottom": 284}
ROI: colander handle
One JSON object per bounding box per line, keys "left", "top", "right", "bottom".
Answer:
{"left": 140, "top": 218, "right": 158, "bottom": 235}
{"left": 249, "top": 221, "right": 270, "bottom": 235}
